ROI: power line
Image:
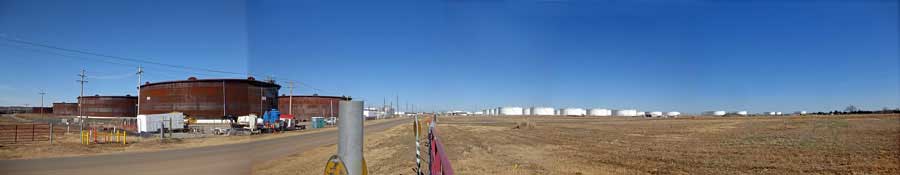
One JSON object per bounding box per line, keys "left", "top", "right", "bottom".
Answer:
{"left": 1, "top": 35, "right": 333, "bottom": 94}
{"left": 1, "top": 36, "right": 246, "bottom": 76}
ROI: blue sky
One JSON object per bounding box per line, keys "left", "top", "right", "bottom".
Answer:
{"left": 1, "top": 0, "right": 897, "bottom": 113}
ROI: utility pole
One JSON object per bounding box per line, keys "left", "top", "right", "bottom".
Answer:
{"left": 286, "top": 81, "right": 294, "bottom": 115}
{"left": 136, "top": 66, "right": 143, "bottom": 116}
{"left": 77, "top": 69, "right": 87, "bottom": 134}
{"left": 77, "top": 69, "right": 87, "bottom": 118}
{"left": 39, "top": 90, "right": 46, "bottom": 120}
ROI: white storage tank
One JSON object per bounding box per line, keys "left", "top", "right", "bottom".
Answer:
{"left": 524, "top": 108, "right": 532, "bottom": 115}
{"left": 561, "top": 108, "right": 586, "bottom": 116}
{"left": 500, "top": 107, "right": 524, "bottom": 116}
{"left": 554, "top": 109, "right": 561, "bottom": 115}
{"left": 762, "top": 112, "right": 777, "bottom": 115}
{"left": 532, "top": 107, "right": 555, "bottom": 116}
{"left": 666, "top": 111, "right": 681, "bottom": 117}
{"left": 588, "top": 108, "right": 612, "bottom": 116}
{"left": 614, "top": 109, "right": 638, "bottom": 117}
{"left": 735, "top": 111, "right": 749, "bottom": 116}
{"left": 649, "top": 111, "right": 664, "bottom": 117}
{"left": 704, "top": 111, "right": 727, "bottom": 116}
{"left": 794, "top": 111, "right": 807, "bottom": 115}
{"left": 775, "top": 112, "right": 783, "bottom": 115}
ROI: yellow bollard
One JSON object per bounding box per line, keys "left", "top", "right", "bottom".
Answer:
{"left": 123, "top": 131, "right": 127, "bottom": 145}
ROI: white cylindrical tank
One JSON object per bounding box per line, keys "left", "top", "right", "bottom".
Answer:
{"left": 736, "top": 111, "right": 749, "bottom": 116}
{"left": 775, "top": 112, "right": 783, "bottom": 115}
{"left": 794, "top": 111, "right": 807, "bottom": 115}
{"left": 524, "top": 108, "right": 532, "bottom": 115}
{"left": 554, "top": 109, "right": 561, "bottom": 115}
{"left": 715, "top": 111, "right": 726, "bottom": 116}
{"left": 666, "top": 111, "right": 681, "bottom": 117}
{"left": 649, "top": 111, "right": 663, "bottom": 117}
{"left": 561, "top": 108, "right": 586, "bottom": 116}
{"left": 532, "top": 107, "right": 554, "bottom": 116}
{"left": 704, "top": 111, "right": 727, "bottom": 116}
{"left": 762, "top": 112, "right": 776, "bottom": 115}
{"left": 588, "top": 108, "right": 612, "bottom": 116}
{"left": 499, "top": 107, "right": 524, "bottom": 116}
{"left": 614, "top": 109, "right": 638, "bottom": 117}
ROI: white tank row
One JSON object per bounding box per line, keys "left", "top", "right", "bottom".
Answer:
{"left": 476, "top": 107, "right": 681, "bottom": 117}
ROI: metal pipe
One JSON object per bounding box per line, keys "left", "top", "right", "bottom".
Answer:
{"left": 338, "top": 100, "right": 364, "bottom": 175}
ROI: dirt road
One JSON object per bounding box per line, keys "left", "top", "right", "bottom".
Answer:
{"left": 0, "top": 118, "right": 410, "bottom": 175}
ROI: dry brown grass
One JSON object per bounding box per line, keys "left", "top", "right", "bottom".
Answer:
{"left": 253, "top": 120, "right": 416, "bottom": 175}
{"left": 257, "top": 114, "right": 900, "bottom": 175}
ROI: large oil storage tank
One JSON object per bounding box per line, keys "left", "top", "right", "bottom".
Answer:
{"left": 532, "top": 107, "right": 554, "bottom": 116}
{"left": 703, "top": 111, "right": 727, "bottom": 116}
{"left": 499, "top": 107, "right": 524, "bottom": 115}
{"left": 735, "top": 111, "right": 749, "bottom": 116}
{"left": 649, "top": 111, "right": 664, "bottom": 117}
{"left": 523, "top": 108, "right": 532, "bottom": 115}
{"left": 666, "top": 111, "right": 681, "bottom": 117}
{"left": 588, "top": 108, "right": 612, "bottom": 116}
{"left": 139, "top": 77, "right": 281, "bottom": 119}
{"left": 52, "top": 102, "right": 78, "bottom": 116}
{"left": 78, "top": 95, "right": 138, "bottom": 117}
{"left": 278, "top": 95, "right": 350, "bottom": 122}
{"left": 561, "top": 108, "right": 586, "bottom": 116}
{"left": 614, "top": 109, "right": 638, "bottom": 117}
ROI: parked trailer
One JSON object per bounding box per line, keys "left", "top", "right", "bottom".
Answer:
{"left": 137, "top": 112, "right": 185, "bottom": 133}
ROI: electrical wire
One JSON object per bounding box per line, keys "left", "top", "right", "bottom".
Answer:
{"left": 0, "top": 35, "right": 334, "bottom": 94}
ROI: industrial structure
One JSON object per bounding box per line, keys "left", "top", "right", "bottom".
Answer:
{"left": 278, "top": 95, "right": 349, "bottom": 122}
{"left": 532, "top": 107, "right": 555, "bottom": 116}
{"left": 588, "top": 108, "right": 612, "bottom": 116}
{"left": 138, "top": 77, "right": 281, "bottom": 119}
{"left": 78, "top": 95, "right": 138, "bottom": 117}
{"left": 703, "top": 111, "right": 727, "bottom": 116}
{"left": 614, "top": 109, "right": 638, "bottom": 117}
{"left": 561, "top": 108, "right": 586, "bottom": 116}
{"left": 499, "top": 107, "right": 524, "bottom": 116}
{"left": 52, "top": 102, "right": 78, "bottom": 116}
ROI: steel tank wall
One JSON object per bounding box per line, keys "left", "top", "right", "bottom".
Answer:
{"left": 78, "top": 95, "right": 137, "bottom": 117}
{"left": 499, "top": 107, "right": 524, "bottom": 115}
{"left": 52, "top": 103, "right": 78, "bottom": 116}
{"left": 588, "top": 109, "right": 612, "bottom": 116}
{"left": 139, "top": 78, "right": 281, "bottom": 119}
{"left": 278, "top": 95, "right": 349, "bottom": 122}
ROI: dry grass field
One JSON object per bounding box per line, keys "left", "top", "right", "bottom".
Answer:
{"left": 257, "top": 114, "right": 899, "bottom": 175}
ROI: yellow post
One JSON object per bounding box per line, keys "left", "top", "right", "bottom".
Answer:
{"left": 123, "top": 131, "right": 127, "bottom": 145}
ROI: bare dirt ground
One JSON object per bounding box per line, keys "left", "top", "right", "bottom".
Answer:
{"left": 0, "top": 118, "right": 400, "bottom": 160}
{"left": 259, "top": 114, "right": 900, "bottom": 175}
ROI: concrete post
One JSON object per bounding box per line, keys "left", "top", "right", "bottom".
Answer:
{"left": 49, "top": 123, "right": 53, "bottom": 144}
{"left": 338, "top": 100, "right": 364, "bottom": 175}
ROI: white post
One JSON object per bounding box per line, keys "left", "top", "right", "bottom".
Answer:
{"left": 338, "top": 100, "right": 364, "bottom": 175}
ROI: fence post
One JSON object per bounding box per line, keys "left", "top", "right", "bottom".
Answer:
{"left": 14, "top": 125, "right": 17, "bottom": 143}
{"left": 50, "top": 123, "right": 53, "bottom": 144}
{"left": 32, "top": 124, "right": 35, "bottom": 141}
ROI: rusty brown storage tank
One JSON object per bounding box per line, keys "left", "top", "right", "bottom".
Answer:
{"left": 139, "top": 77, "right": 281, "bottom": 119}
{"left": 52, "top": 102, "right": 78, "bottom": 116}
{"left": 278, "top": 95, "right": 350, "bottom": 122}
{"left": 78, "top": 95, "right": 138, "bottom": 117}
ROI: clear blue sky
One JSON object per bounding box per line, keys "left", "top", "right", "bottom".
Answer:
{"left": 1, "top": 0, "right": 897, "bottom": 114}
